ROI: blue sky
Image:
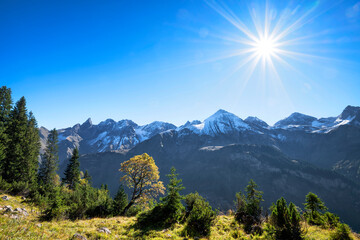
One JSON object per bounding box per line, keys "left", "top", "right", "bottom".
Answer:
{"left": 2, "top": 0, "right": 360, "bottom": 129}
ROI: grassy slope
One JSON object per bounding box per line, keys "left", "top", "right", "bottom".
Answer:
{"left": 1, "top": 194, "right": 359, "bottom": 240}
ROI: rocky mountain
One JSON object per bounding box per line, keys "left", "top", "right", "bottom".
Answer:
{"left": 40, "top": 118, "right": 176, "bottom": 163}
{"left": 40, "top": 105, "right": 360, "bottom": 229}
{"left": 40, "top": 105, "right": 360, "bottom": 180}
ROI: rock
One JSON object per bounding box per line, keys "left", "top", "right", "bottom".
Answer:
{"left": 72, "top": 233, "right": 87, "bottom": 240}
{"left": 36, "top": 223, "right": 42, "bottom": 228}
{"left": 1, "top": 196, "right": 9, "bottom": 201}
{"left": 9, "top": 214, "right": 20, "bottom": 219}
{"left": 14, "top": 207, "right": 29, "bottom": 216}
{"left": 9, "top": 214, "right": 19, "bottom": 219}
{"left": 165, "top": 233, "right": 172, "bottom": 238}
{"left": 21, "top": 196, "right": 26, "bottom": 200}
{"left": 97, "top": 227, "right": 111, "bottom": 234}
{"left": 4, "top": 206, "right": 13, "bottom": 213}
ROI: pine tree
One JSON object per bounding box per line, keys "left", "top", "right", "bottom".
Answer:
{"left": 4, "top": 97, "right": 30, "bottom": 183}
{"left": 304, "top": 192, "right": 327, "bottom": 225}
{"left": 112, "top": 185, "right": 128, "bottom": 216}
{"left": 62, "top": 147, "right": 80, "bottom": 189}
{"left": 38, "top": 128, "right": 59, "bottom": 188}
{"left": 0, "top": 86, "right": 12, "bottom": 177}
{"left": 161, "top": 167, "right": 185, "bottom": 224}
{"left": 84, "top": 170, "right": 92, "bottom": 184}
{"left": 271, "top": 197, "right": 303, "bottom": 240}
{"left": 235, "top": 179, "right": 264, "bottom": 233}
{"left": 23, "top": 111, "right": 41, "bottom": 184}
{"left": 245, "top": 179, "right": 263, "bottom": 222}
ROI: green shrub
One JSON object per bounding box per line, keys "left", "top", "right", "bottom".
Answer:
{"left": 330, "top": 223, "right": 353, "bottom": 240}
{"left": 0, "top": 176, "right": 11, "bottom": 192}
{"left": 183, "top": 194, "right": 216, "bottom": 237}
{"left": 9, "top": 181, "right": 30, "bottom": 196}
{"left": 324, "top": 212, "right": 340, "bottom": 229}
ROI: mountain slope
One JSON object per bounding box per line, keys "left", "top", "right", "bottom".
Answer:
{"left": 77, "top": 141, "right": 360, "bottom": 231}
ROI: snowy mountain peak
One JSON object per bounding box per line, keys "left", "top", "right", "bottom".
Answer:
{"left": 203, "top": 109, "right": 250, "bottom": 136}
{"left": 274, "top": 112, "right": 317, "bottom": 128}
{"left": 244, "top": 116, "right": 269, "bottom": 128}
{"left": 99, "top": 119, "right": 116, "bottom": 126}
{"left": 339, "top": 105, "right": 360, "bottom": 120}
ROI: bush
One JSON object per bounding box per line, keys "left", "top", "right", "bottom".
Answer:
{"left": 183, "top": 194, "right": 216, "bottom": 237}
{"left": 324, "top": 212, "right": 340, "bottom": 229}
{"left": 9, "top": 181, "right": 31, "bottom": 196}
{"left": 330, "top": 223, "right": 353, "bottom": 240}
{"left": 0, "top": 176, "right": 11, "bottom": 193}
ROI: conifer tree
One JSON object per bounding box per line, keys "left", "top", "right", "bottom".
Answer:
{"left": 62, "top": 147, "right": 80, "bottom": 189}
{"left": 0, "top": 86, "right": 12, "bottom": 177}
{"left": 4, "top": 97, "right": 30, "bottom": 182}
{"left": 38, "top": 128, "right": 59, "bottom": 188}
{"left": 271, "top": 197, "right": 303, "bottom": 240}
{"left": 84, "top": 170, "right": 92, "bottom": 184}
{"left": 112, "top": 185, "right": 128, "bottom": 216}
{"left": 23, "top": 111, "right": 41, "bottom": 184}
{"left": 161, "top": 167, "right": 185, "bottom": 224}
{"left": 304, "top": 192, "right": 327, "bottom": 225}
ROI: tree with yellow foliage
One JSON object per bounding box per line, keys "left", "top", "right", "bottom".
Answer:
{"left": 120, "top": 153, "right": 165, "bottom": 214}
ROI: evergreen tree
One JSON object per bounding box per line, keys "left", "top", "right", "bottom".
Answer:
{"left": 62, "top": 147, "right": 80, "bottom": 189}
{"left": 137, "top": 167, "right": 185, "bottom": 228}
{"left": 112, "top": 185, "right": 128, "bottom": 216}
{"left": 0, "top": 86, "right": 12, "bottom": 177}
{"left": 4, "top": 97, "right": 30, "bottom": 183}
{"left": 23, "top": 111, "right": 41, "bottom": 184}
{"left": 160, "top": 167, "right": 185, "bottom": 224}
{"left": 235, "top": 179, "right": 264, "bottom": 233}
{"left": 304, "top": 192, "right": 327, "bottom": 225}
{"left": 84, "top": 170, "right": 92, "bottom": 184}
{"left": 38, "top": 128, "right": 59, "bottom": 188}
{"left": 271, "top": 197, "right": 303, "bottom": 240}
{"left": 245, "top": 179, "right": 263, "bottom": 222}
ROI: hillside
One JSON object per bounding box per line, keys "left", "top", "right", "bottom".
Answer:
{"left": 1, "top": 194, "right": 359, "bottom": 240}
{"left": 75, "top": 144, "right": 360, "bottom": 231}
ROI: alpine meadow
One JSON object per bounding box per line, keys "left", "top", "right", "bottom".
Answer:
{"left": 1, "top": 0, "right": 360, "bottom": 239}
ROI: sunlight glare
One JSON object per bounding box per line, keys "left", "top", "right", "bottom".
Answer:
{"left": 254, "top": 37, "right": 277, "bottom": 58}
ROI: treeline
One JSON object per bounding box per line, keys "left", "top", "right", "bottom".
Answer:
{"left": 0, "top": 86, "right": 355, "bottom": 239}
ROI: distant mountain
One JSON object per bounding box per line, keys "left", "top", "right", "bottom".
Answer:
{"left": 39, "top": 105, "right": 360, "bottom": 230}
{"left": 40, "top": 105, "right": 360, "bottom": 180}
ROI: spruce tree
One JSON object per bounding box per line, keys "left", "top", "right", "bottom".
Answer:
{"left": 304, "top": 192, "right": 327, "bottom": 225}
{"left": 4, "top": 97, "right": 30, "bottom": 183}
{"left": 38, "top": 128, "right": 59, "bottom": 188}
{"left": 24, "top": 111, "right": 41, "bottom": 184}
{"left": 0, "top": 86, "right": 12, "bottom": 177}
{"left": 271, "top": 197, "right": 303, "bottom": 240}
{"left": 161, "top": 167, "right": 185, "bottom": 224}
{"left": 84, "top": 170, "right": 92, "bottom": 184}
{"left": 112, "top": 185, "right": 128, "bottom": 216}
{"left": 62, "top": 147, "right": 80, "bottom": 189}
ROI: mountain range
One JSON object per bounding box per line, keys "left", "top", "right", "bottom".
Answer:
{"left": 39, "top": 105, "right": 360, "bottom": 230}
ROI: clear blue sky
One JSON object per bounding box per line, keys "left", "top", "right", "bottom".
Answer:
{"left": 2, "top": 0, "right": 360, "bottom": 129}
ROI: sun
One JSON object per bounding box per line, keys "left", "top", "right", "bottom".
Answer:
{"left": 253, "top": 37, "right": 277, "bottom": 58}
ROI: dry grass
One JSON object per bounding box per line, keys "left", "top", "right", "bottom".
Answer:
{"left": 1, "top": 194, "right": 359, "bottom": 240}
